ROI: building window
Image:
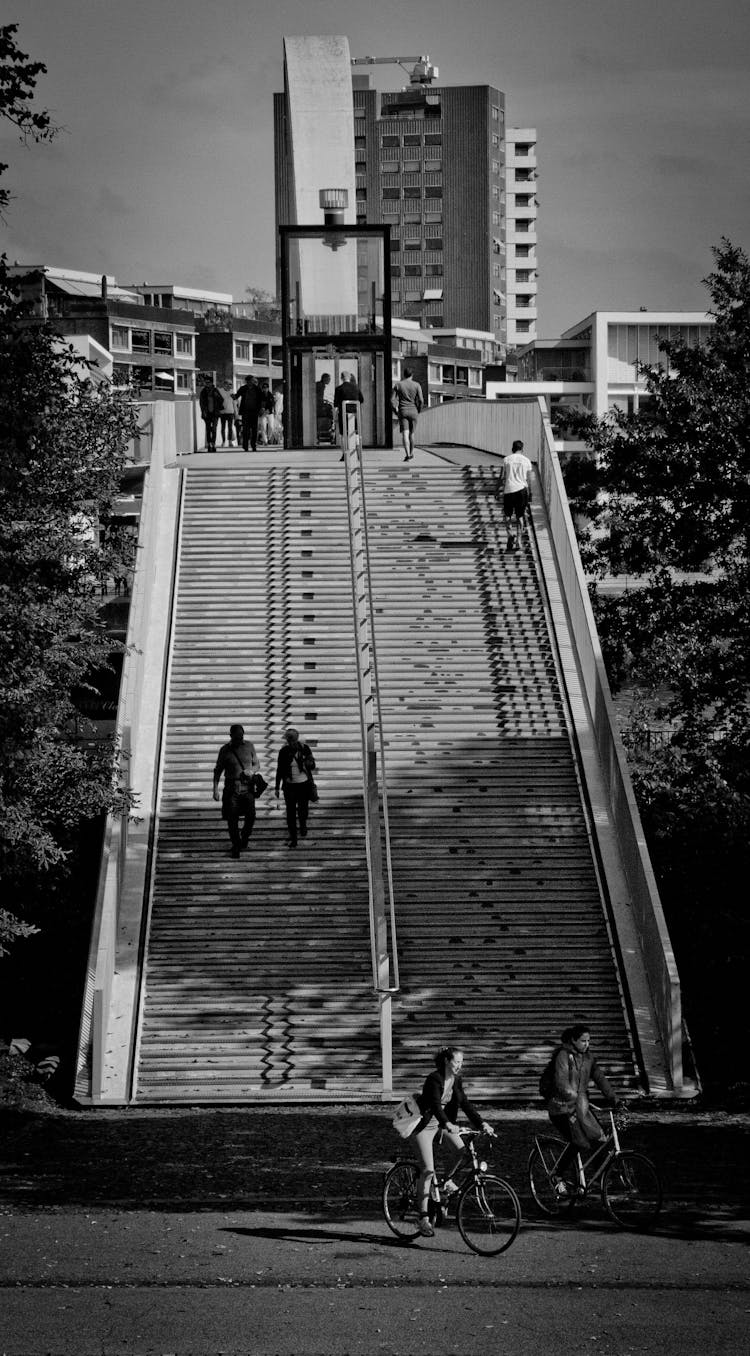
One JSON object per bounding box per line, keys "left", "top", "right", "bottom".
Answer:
{"left": 154, "top": 331, "right": 172, "bottom": 354}
{"left": 515, "top": 143, "right": 532, "bottom": 156}
{"left": 491, "top": 133, "right": 500, "bottom": 149}
{"left": 493, "top": 289, "right": 503, "bottom": 304}
{"left": 515, "top": 244, "right": 531, "bottom": 257}
{"left": 404, "top": 265, "right": 422, "bottom": 276}
{"left": 404, "top": 187, "right": 421, "bottom": 198}
{"left": 112, "top": 362, "right": 131, "bottom": 385}
{"left": 442, "top": 364, "right": 455, "bottom": 383}
{"left": 383, "top": 188, "right": 401, "bottom": 199}
{"left": 271, "top": 345, "right": 282, "bottom": 365}
{"left": 494, "top": 313, "right": 502, "bottom": 328}
{"left": 492, "top": 185, "right": 500, "bottom": 199}
{"left": 235, "top": 340, "right": 251, "bottom": 362}
{"left": 468, "top": 368, "right": 482, "bottom": 388}
{"left": 425, "top": 263, "right": 443, "bottom": 276}
{"left": 403, "top": 134, "right": 421, "bottom": 146}
{"left": 390, "top": 265, "right": 402, "bottom": 277}
{"left": 492, "top": 264, "right": 501, "bottom": 277}
{"left": 425, "top": 186, "right": 442, "bottom": 198}
{"left": 492, "top": 211, "right": 501, "bottom": 226}
{"left": 110, "top": 325, "right": 129, "bottom": 350}
{"left": 491, "top": 105, "right": 500, "bottom": 120}
{"left": 428, "top": 362, "right": 441, "bottom": 382}
{"left": 492, "top": 159, "right": 500, "bottom": 174}
{"left": 390, "top": 239, "right": 401, "bottom": 253}
{"left": 382, "top": 135, "right": 399, "bottom": 146}
{"left": 456, "top": 366, "right": 468, "bottom": 385}
{"left": 424, "top": 133, "right": 442, "bottom": 145}
{"left": 516, "top": 220, "right": 530, "bottom": 231}
{"left": 176, "top": 370, "right": 192, "bottom": 391}
{"left": 516, "top": 270, "right": 532, "bottom": 283}
{"left": 355, "top": 135, "right": 366, "bottom": 148}
{"left": 402, "top": 159, "right": 421, "bottom": 172}
{"left": 131, "top": 329, "right": 151, "bottom": 353}
{"left": 425, "top": 237, "right": 443, "bottom": 250}
{"left": 154, "top": 369, "right": 174, "bottom": 391}
{"left": 404, "top": 239, "right": 421, "bottom": 251}
{"left": 515, "top": 194, "right": 532, "bottom": 208}
{"left": 424, "top": 212, "right": 442, "bottom": 224}
{"left": 516, "top": 319, "right": 531, "bottom": 333}
{"left": 381, "top": 162, "right": 399, "bottom": 175}
{"left": 133, "top": 365, "right": 152, "bottom": 388}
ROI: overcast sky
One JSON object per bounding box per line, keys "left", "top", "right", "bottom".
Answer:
{"left": 2, "top": 0, "right": 748, "bottom": 334}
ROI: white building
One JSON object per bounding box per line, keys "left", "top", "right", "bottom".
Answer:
{"left": 504, "top": 129, "right": 538, "bottom": 348}
{"left": 487, "top": 309, "right": 714, "bottom": 450}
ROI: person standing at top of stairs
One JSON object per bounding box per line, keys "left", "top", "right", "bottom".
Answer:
{"left": 213, "top": 724, "right": 261, "bottom": 858}
{"left": 234, "top": 375, "right": 264, "bottom": 452}
{"left": 500, "top": 439, "right": 533, "bottom": 552}
{"left": 275, "top": 728, "right": 317, "bottom": 849}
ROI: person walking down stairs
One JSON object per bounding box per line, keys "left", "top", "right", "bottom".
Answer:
{"left": 274, "top": 727, "right": 317, "bottom": 849}
{"left": 213, "top": 723, "right": 261, "bottom": 858}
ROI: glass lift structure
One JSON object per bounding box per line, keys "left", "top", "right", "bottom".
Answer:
{"left": 280, "top": 222, "right": 393, "bottom": 450}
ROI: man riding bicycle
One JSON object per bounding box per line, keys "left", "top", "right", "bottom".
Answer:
{"left": 543, "top": 1024, "right": 623, "bottom": 1193}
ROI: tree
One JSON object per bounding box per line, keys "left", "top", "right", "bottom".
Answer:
{"left": 0, "top": 26, "right": 137, "bottom": 955}
{"left": 562, "top": 240, "right": 750, "bottom": 1088}
{"left": 243, "top": 286, "right": 280, "bottom": 322}
{"left": 0, "top": 24, "right": 54, "bottom": 219}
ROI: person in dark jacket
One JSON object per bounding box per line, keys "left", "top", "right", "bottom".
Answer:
{"left": 234, "top": 375, "right": 264, "bottom": 451}
{"left": 545, "top": 1023, "right": 621, "bottom": 1193}
{"left": 334, "top": 371, "right": 364, "bottom": 459}
{"left": 410, "top": 1047, "right": 494, "bottom": 1238}
{"left": 274, "top": 727, "right": 316, "bottom": 848}
{"left": 199, "top": 380, "right": 223, "bottom": 450}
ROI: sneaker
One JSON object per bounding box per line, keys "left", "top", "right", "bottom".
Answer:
{"left": 300, "top": 826, "right": 308, "bottom": 838}
{"left": 417, "top": 1215, "right": 435, "bottom": 1238}
{"left": 553, "top": 1179, "right": 569, "bottom": 1198}
{"left": 230, "top": 845, "right": 241, "bottom": 859}
{"left": 288, "top": 839, "right": 298, "bottom": 849}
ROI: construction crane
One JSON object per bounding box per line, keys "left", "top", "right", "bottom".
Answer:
{"left": 351, "top": 54, "right": 439, "bottom": 86}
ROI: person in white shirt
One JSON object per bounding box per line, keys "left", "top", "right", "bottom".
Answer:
{"left": 501, "top": 439, "right": 533, "bottom": 551}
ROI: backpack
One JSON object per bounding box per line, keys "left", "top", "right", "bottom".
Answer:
{"left": 538, "top": 1047, "right": 562, "bottom": 1101}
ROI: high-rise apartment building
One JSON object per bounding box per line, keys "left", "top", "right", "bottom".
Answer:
{"left": 505, "top": 128, "right": 538, "bottom": 349}
{"left": 274, "top": 68, "right": 537, "bottom": 357}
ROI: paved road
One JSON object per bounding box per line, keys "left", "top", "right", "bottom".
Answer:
{"left": 1, "top": 1107, "right": 747, "bottom": 1353}
{"left": 1, "top": 1205, "right": 748, "bottom": 1355}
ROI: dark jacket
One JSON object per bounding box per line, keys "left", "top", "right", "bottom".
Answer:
{"left": 275, "top": 742, "right": 316, "bottom": 796}
{"left": 234, "top": 382, "right": 263, "bottom": 417}
{"left": 333, "top": 379, "right": 364, "bottom": 432}
{"left": 546, "top": 1042, "right": 615, "bottom": 1117}
{"left": 414, "top": 1069, "right": 484, "bottom": 1133}
{"left": 199, "top": 385, "right": 223, "bottom": 419}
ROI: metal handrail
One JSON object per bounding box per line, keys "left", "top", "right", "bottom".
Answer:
{"left": 340, "top": 402, "right": 400, "bottom": 1027}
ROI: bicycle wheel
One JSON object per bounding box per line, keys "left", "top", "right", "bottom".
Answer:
{"left": 382, "top": 1161, "right": 422, "bottom": 1241}
{"left": 602, "top": 1151, "right": 662, "bottom": 1230}
{"left": 456, "top": 1175, "right": 521, "bottom": 1256}
{"left": 528, "top": 1138, "right": 577, "bottom": 1217}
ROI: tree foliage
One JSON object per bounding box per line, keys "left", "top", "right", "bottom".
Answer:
{"left": 562, "top": 241, "right": 750, "bottom": 1085}
{"left": 0, "top": 24, "right": 55, "bottom": 218}
{"left": 0, "top": 25, "right": 136, "bottom": 954}
{"left": 243, "top": 286, "right": 281, "bottom": 322}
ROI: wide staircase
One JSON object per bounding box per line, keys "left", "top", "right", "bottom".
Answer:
{"left": 134, "top": 458, "right": 638, "bottom": 1101}
{"left": 364, "top": 464, "right": 637, "bottom": 1095}
{"left": 135, "top": 465, "right": 382, "bottom": 1101}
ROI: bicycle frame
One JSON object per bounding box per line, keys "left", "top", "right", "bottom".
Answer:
{"left": 534, "top": 1109, "right": 621, "bottom": 1197}
{"left": 430, "top": 1129, "right": 491, "bottom": 1204}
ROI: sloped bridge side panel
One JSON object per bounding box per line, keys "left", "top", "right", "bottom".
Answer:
{"left": 74, "top": 403, "right": 183, "bottom": 1104}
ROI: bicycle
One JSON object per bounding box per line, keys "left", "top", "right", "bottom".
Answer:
{"left": 383, "top": 1129, "right": 522, "bottom": 1256}
{"left": 528, "top": 1106, "right": 662, "bottom": 1230}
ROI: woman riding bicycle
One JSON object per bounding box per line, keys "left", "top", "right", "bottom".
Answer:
{"left": 409, "top": 1046, "right": 494, "bottom": 1237}
{"left": 545, "top": 1024, "right": 622, "bottom": 1192}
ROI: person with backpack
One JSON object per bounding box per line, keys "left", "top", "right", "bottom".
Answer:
{"left": 213, "top": 723, "right": 261, "bottom": 858}
{"left": 540, "top": 1023, "right": 622, "bottom": 1194}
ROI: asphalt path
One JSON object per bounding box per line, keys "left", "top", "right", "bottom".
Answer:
{"left": 2, "top": 1201, "right": 748, "bottom": 1354}
{"left": 1, "top": 1107, "right": 748, "bottom": 1354}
